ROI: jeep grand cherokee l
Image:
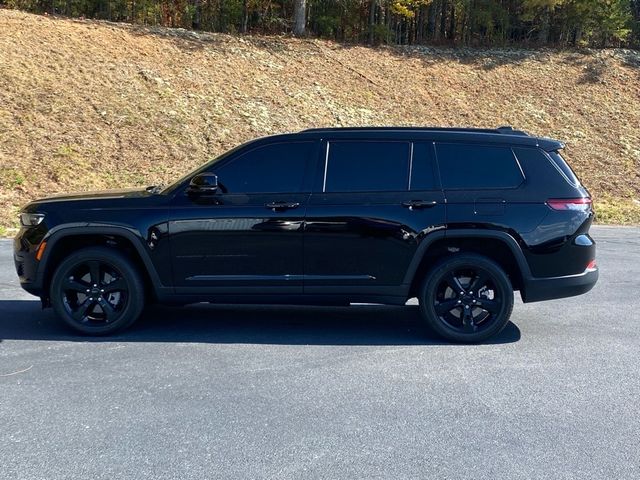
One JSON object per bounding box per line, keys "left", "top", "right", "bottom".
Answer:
{"left": 14, "top": 126, "right": 598, "bottom": 342}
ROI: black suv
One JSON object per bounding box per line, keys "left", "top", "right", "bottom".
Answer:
{"left": 14, "top": 126, "right": 598, "bottom": 342}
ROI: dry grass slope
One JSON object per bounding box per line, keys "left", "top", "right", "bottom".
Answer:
{"left": 1, "top": 9, "right": 639, "bottom": 233}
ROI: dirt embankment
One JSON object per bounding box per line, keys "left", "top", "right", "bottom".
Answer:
{"left": 1, "top": 9, "right": 639, "bottom": 232}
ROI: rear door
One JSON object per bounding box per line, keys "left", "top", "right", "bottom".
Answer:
{"left": 303, "top": 139, "right": 446, "bottom": 295}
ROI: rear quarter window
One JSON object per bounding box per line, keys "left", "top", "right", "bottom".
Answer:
{"left": 435, "top": 143, "right": 524, "bottom": 189}
{"left": 548, "top": 151, "right": 581, "bottom": 187}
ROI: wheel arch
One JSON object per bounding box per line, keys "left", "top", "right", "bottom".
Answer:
{"left": 405, "top": 229, "right": 532, "bottom": 298}
{"left": 37, "top": 225, "right": 163, "bottom": 303}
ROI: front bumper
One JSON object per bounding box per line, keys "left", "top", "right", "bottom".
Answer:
{"left": 14, "top": 230, "right": 44, "bottom": 297}
{"left": 521, "top": 267, "right": 598, "bottom": 303}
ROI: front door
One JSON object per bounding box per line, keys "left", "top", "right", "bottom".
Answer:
{"left": 168, "top": 140, "right": 317, "bottom": 295}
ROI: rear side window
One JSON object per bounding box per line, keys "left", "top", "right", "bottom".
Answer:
{"left": 214, "top": 141, "right": 313, "bottom": 193}
{"left": 548, "top": 151, "right": 580, "bottom": 186}
{"left": 324, "top": 141, "right": 410, "bottom": 192}
{"left": 436, "top": 143, "right": 524, "bottom": 189}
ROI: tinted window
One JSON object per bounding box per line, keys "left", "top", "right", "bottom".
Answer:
{"left": 436, "top": 143, "right": 523, "bottom": 189}
{"left": 410, "top": 143, "right": 438, "bottom": 190}
{"left": 214, "top": 141, "right": 313, "bottom": 193}
{"left": 548, "top": 151, "right": 580, "bottom": 186}
{"left": 324, "top": 141, "right": 410, "bottom": 192}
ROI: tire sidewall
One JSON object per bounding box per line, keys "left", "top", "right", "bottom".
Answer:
{"left": 50, "top": 247, "right": 145, "bottom": 335}
{"left": 419, "top": 254, "right": 514, "bottom": 343}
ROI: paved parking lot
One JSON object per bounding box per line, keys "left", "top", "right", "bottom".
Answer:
{"left": 1, "top": 226, "right": 639, "bottom": 479}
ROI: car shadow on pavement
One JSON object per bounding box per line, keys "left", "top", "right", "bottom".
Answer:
{"left": 0, "top": 300, "right": 521, "bottom": 346}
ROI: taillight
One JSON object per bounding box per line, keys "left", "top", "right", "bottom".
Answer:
{"left": 547, "top": 198, "right": 592, "bottom": 211}
{"left": 586, "top": 260, "right": 597, "bottom": 271}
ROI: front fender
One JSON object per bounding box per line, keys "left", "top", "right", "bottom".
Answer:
{"left": 35, "top": 224, "right": 168, "bottom": 297}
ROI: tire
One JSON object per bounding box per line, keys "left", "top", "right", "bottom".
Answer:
{"left": 418, "top": 253, "right": 514, "bottom": 343}
{"left": 50, "top": 246, "right": 145, "bottom": 335}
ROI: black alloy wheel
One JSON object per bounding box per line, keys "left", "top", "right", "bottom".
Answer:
{"left": 419, "top": 254, "right": 514, "bottom": 343}
{"left": 61, "top": 260, "right": 127, "bottom": 324}
{"left": 51, "top": 247, "right": 145, "bottom": 335}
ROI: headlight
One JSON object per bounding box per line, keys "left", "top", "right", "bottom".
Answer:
{"left": 19, "top": 213, "right": 45, "bottom": 227}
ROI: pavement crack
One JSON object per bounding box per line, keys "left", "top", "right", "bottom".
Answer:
{"left": 0, "top": 365, "right": 33, "bottom": 377}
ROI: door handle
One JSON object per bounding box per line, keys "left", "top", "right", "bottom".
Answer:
{"left": 401, "top": 200, "right": 438, "bottom": 210}
{"left": 265, "top": 202, "right": 300, "bottom": 211}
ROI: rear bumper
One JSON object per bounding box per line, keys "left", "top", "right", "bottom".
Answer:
{"left": 521, "top": 267, "right": 598, "bottom": 303}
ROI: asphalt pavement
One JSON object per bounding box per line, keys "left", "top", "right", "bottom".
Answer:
{"left": 1, "top": 226, "right": 639, "bottom": 479}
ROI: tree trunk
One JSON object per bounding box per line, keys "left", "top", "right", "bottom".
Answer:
{"left": 242, "top": 0, "right": 248, "bottom": 33}
{"left": 427, "top": 0, "right": 438, "bottom": 41}
{"left": 368, "top": 0, "right": 376, "bottom": 45}
{"left": 538, "top": 6, "right": 551, "bottom": 45}
{"left": 416, "top": 4, "right": 425, "bottom": 43}
{"left": 293, "top": 0, "right": 307, "bottom": 36}
{"left": 449, "top": 2, "right": 455, "bottom": 41}
{"left": 192, "top": 0, "right": 201, "bottom": 30}
{"left": 631, "top": 0, "right": 640, "bottom": 47}
{"left": 440, "top": 0, "right": 448, "bottom": 40}
{"left": 381, "top": 2, "right": 388, "bottom": 43}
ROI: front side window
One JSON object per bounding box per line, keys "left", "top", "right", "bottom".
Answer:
{"left": 324, "top": 141, "right": 410, "bottom": 192}
{"left": 436, "top": 143, "right": 524, "bottom": 189}
{"left": 213, "top": 141, "right": 313, "bottom": 194}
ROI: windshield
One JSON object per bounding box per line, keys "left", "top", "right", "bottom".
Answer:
{"left": 160, "top": 140, "right": 253, "bottom": 194}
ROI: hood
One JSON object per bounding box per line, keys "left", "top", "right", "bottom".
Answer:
{"left": 21, "top": 187, "right": 159, "bottom": 214}
{"left": 29, "top": 187, "right": 154, "bottom": 204}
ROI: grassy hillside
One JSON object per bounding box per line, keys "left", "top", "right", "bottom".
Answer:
{"left": 1, "top": 9, "right": 639, "bottom": 233}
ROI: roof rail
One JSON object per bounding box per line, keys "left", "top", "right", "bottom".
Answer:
{"left": 496, "top": 126, "right": 529, "bottom": 136}
{"left": 301, "top": 126, "right": 529, "bottom": 136}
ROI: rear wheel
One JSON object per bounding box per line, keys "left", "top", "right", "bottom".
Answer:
{"left": 50, "top": 247, "right": 145, "bottom": 335}
{"left": 418, "top": 254, "right": 514, "bottom": 343}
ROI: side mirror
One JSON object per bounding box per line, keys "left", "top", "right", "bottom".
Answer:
{"left": 188, "top": 173, "right": 218, "bottom": 195}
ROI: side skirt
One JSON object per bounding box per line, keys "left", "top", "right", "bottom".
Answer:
{"left": 153, "top": 292, "right": 409, "bottom": 307}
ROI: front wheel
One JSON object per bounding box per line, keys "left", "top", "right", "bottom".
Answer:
{"left": 50, "top": 247, "right": 145, "bottom": 335}
{"left": 418, "top": 254, "right": 514, "bottom": 343}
